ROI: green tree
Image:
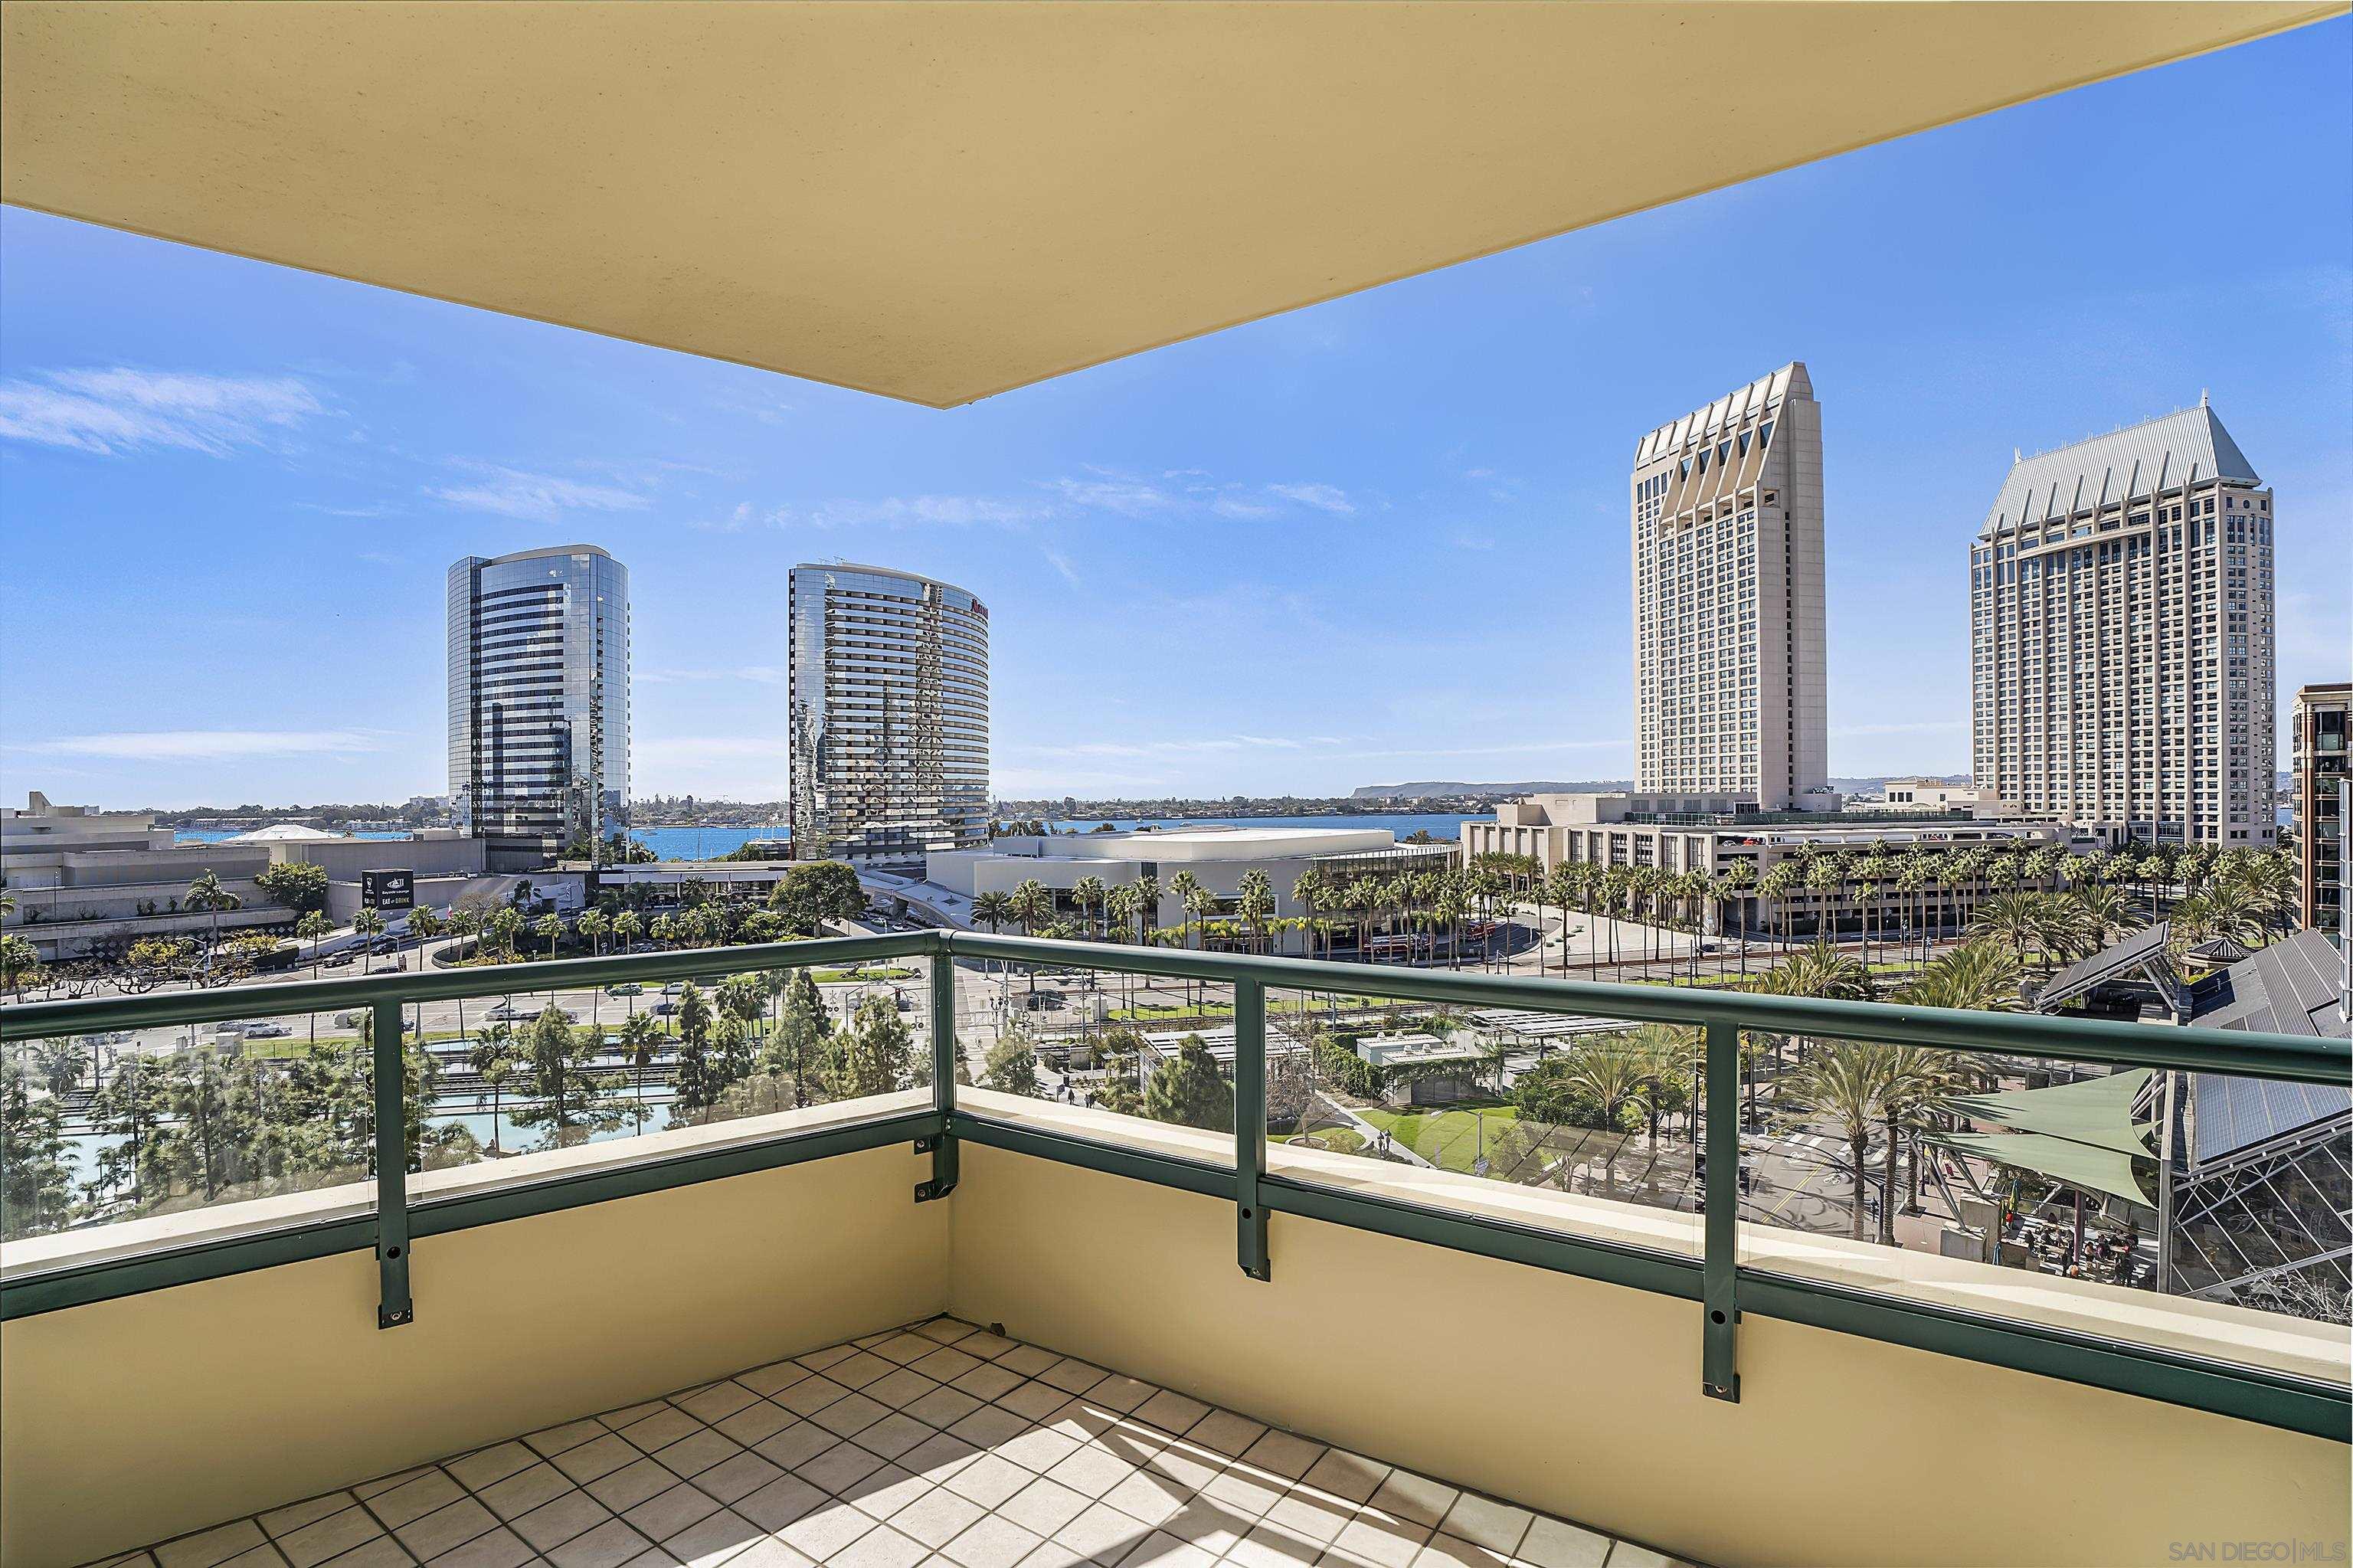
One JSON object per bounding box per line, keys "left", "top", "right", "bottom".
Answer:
{"left": 1142, "top": 1035, "right": 1232, "bottom": 1133}
{"left": 184, "top": 869, "right": 243, "bottom": 972}
{"left": 1782, "top": 1039, "right": 1890, "bottom": 1241}
{"left": 0, "top": 934, "right": 42, "bottom": 995}
{"left": 509, "top": 1006, "right": 624, "bottom": 1149}
{"left": 617, "top": 1010, "right": 664, "bottom": 1134}
{"left": 1, "top": 1059, "right": 74, "bottom": 1237}
{"left": 532, "top": 912, "right": 565, "bottom": 957}
{"left": 85, "top": 1048, "right": 166, "bottom": 1211}
{"left": 254, "top": 859, "right": 330, "bottom": 915}
{"left": 764, "top": 969, "right": 831, "bottom": 1105}
{"left": 836, "top": 994, "right": 915, "bottom": 1099}
{"left": 611, "top": 908, "right": 644, "bottom": 951}
{"left": 771, "top": 861, "right": 867, "bottom": 935}
{"left": 980, "top": 1032, "right": 1042, "bottom": 1097}
{"left": 468, "top": 1023, "right": 518, "bottom": 1155}
{"left": 672, "top": 981, "right": 718, "bottom": 1121}
{"left": 486, "top": 905, "right": 522, "bottom": 961}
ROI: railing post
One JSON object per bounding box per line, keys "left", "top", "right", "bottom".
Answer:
{"left": 1702, "top": 1018, "right": 1738, "bottom": 1399}
{"left": 371, "top": 1000, "right": 413, "bottom": 1329}
{"left": 1235, "top": 977, "right": 1270, "bottom": 1281}
{"left": 916, "top": 944, "right": 959, "bottom": 1201}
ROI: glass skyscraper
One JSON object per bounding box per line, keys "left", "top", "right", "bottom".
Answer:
{"left": 447, "top": 545, "right": 630, "bottom": 869}
{"left": 789, "top": 563, "right": 989, "bottom": 867}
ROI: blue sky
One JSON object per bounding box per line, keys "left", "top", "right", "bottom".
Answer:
{"left": 3, "top": 22, "right": 2348, "bottom": 810}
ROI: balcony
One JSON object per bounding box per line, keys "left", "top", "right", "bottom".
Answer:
{"left": 3, "top": 933, "right": 2345, "bottom": 1568}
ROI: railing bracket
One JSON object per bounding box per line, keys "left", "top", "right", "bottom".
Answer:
{"left": 1235, "top": 979, "right": 1271, "bottom": 1282}
{"left": 918, "top": 955, "right": 961, "bottom": 1203}
{"left": 1700, "top": 1020, "right": 1738, "bottom": 1399}
{"left": 373, "top": 1000, "right": 414, "bottom": 1330}
{"left": 915, "top": 1134, "right": 959, "bottom": 1202}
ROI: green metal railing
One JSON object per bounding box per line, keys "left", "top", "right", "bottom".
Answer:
{"left": 2, "top": 929, "right": 2346, "bottom": 1442}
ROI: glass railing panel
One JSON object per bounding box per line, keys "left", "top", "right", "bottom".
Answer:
{"left": 1259, "top": 983, "right": 1703, "bottom": 1259}
{"left": 417, "top": 954, "right": 934, "bottom": 1175}
{"left": 2, "top": 1007, "right": 376, "bottom": 1255}
{"left": 1733, "top": 1035, "right": 2351, "bottom": 1387}
{"left": 950, "top": 957, "right": 1235, "bottom": 1164}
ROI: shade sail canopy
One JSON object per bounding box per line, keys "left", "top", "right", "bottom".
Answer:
{"left": 4, "top": 2, "right": 2340, "bottom": 408}
{"left": 1936, "top": 1131, "right": 2157, "bottom": 1212}
{"left": 1952, "top": 1069, "right": 2158, "bottom": 1160}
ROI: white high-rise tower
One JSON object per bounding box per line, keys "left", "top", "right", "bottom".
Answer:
{"left": 1972, "top": 401, "right": 2275, "bottom": 846}
{"left": 1631, "top": 363, "right": 1829, "bottom": 812}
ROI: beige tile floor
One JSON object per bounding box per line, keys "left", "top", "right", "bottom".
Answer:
{"left": 90, "top": 1317, "right": 1698, "bottom": 1568}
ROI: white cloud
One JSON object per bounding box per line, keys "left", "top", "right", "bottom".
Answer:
{"left": 1039, "top": 475, "right": 1179, "bottom": 518}
{"left": 787, "top": 494, "right": 1046, "bottom": 529}
{"left": 1266, "top": 482, "right": 1354, "bottom": 514}
{"left": 0, "top": 368, "right": 325, "bottom": 457}
{"left": 1042, "top": 549, "right": 1082, "bottom": 588}
{"left": 689, "top": 502, "right": 756, "bottom": 534}
{"left": 427, "top": 463, "right": 650, "bottom": 522}
{"left": 8, "top": 729, "right": 390, "bottom": 761}
{"left": 1211, "top": 495, "right": 1282, "bottom": 520}
{"left": 298, "top": 501, "right": 401, "bottom": 519}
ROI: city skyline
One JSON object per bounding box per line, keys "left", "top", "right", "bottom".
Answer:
{"left": 2, "top": 21, "right": 2348, "bottom": 807}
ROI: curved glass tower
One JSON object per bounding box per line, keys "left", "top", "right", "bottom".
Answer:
{"left": 447, "top": 545, "right": 630, "bottom": 869}
{"left": 789, "top": 563, "right": 989, "bottom": 866}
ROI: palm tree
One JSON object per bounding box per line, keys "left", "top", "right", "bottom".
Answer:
{"left": 576, "top": 908, "right": 609, "bottom": 957}
{"left": 1236, "top": 869, "right": 1275, "bottom": 956}
{"left": 469, "top": 1022, "right": 515, "bottom": 1156}
{"left": 533, "top": 912, "right": 565, "bottom": 957}
{"left": 1972, "top": 891, "right": 2045, "bottom": 973}
{"left": 1718, "top": 859, "right": 1756, "bottom": 975}
{"left": 1289, "top": 869, "right": 1328, "bottom": 963}
{"left": 184, "top": 869, "right": 241, "bottom": 975}
{"left": 618, "top": 1010, "right": 663, "bottom": 1135}
{"left": 1131, "top": 875, "right": 1160, "bottom": 945}
{"left": 352, "top": 907, "right": 387, "bottom": 974}
{"left": 1782, "top": 1039, "right": 1890, "bottom": 1241}
{"left": 611, "top": 908, "right": 643, "bottom": 953}
{"left": 1874, "top": 1046, "right": 1972, "bottom": 1240}
{"left": 1166, "top": 872, "right": 1200, "bottom": 952}
{"left": 1802, "top": 854, "right": 1843, "bottom": 946}
{"left": 1756, "top": 861, "right": 1801, "bottom": 958}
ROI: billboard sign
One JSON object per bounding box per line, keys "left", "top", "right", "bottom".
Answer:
{"left": 360, "top": 869, "right": 415, "bottom": 912}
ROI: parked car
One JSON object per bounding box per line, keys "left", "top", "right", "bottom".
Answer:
{"left": 244, "top": 1021, "right": 293, "bottom": 1039}
{"left": 367, "top": 937, "right": 401, "bottom": 954}
{"left": 321, "top": 951, "right": 358, "bottom": 969}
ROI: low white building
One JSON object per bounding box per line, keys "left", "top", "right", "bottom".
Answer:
{"left": 2, "top": 793, "right": 489, "bottom": 959}
{"left": 918, "top": 823, "right": 1455, "bottom": 955}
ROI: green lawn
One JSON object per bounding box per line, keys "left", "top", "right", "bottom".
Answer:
{"left": 1286, "top": 1128, "right": 1366, "bottom": 1155}
{"left": 1356, "top": 1105, "right": 1520, "bottom": 1174}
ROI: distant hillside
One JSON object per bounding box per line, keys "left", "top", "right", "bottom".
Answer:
{"left": 1352, "top": 780, "right": 1632, "bottom": 801}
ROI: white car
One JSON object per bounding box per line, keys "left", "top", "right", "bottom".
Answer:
{"left": 244, "top": 1021, "right": 293, "bottom": 1039}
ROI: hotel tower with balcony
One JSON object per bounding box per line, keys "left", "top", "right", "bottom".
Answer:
{"left": 1971, "top": 400, "right": 2276, "bottom": 846}
{"left": 446, "top": 545, "right": 630, "bottom": 869}
{"left": 788, "top": 562, "right": 990, "bottom": 867}
{"left": 1631, "top": 362, "right": 1831, "bottom": 813}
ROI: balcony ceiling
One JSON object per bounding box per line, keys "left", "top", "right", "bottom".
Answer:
{"left": 2, "top": 2, "right": 2340, "bottom": 408}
